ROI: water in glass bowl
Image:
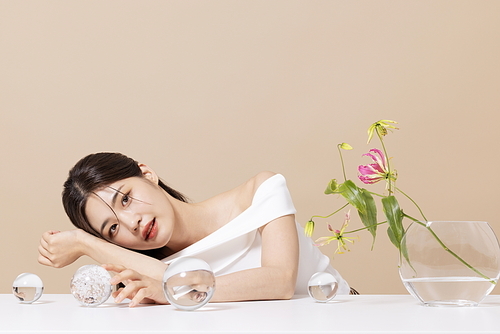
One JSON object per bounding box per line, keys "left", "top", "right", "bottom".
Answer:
{"left": 402, "top": 276, "right": 497, "bottom": 307}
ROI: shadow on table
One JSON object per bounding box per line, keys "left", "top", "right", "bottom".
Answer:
{"left": 30, "top": 300, "right": 56, "bottom": 305}
{"left": 100, "top": 301, "right": 233, "bottom": 312}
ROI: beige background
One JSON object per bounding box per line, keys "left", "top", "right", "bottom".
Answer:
{"left": 1, "top": 0, "right": 500, "bottom": 295}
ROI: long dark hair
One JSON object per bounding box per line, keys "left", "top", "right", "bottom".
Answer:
{"left": 62, "top": 152, "right": 187, "bottom": 259}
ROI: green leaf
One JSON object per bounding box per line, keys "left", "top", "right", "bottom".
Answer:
{"left": 382, "top": 195, "right": 404, "bottom": 249}
{"left": 338, "top": 180, "right": 367, "bottom": 214}
{"left": 399, "top": 230, "right": 415, "bottom": 273}
{"left": 358, "top": 189, "right": 377, "bottom": 248}
{"left": 324, "top": 179, "right": 339, "bottom": 195}
{"left": 386, "top": 227, "right": 399, "bottom": 248}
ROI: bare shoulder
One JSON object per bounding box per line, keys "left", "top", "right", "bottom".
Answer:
{"left": 232, "top": 171, "right": 277, "bottom": 212}
{"left": 208, "top": 171, "right": 278, "bottom": 228}
{"left": 250, "top": 171, "right": 278, "bottom": 192}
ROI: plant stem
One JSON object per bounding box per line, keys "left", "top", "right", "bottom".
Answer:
{"left": 338, "top": 144, "right": 347, "bottom": 182}
{"left": 404, "top": 214, "right": 495, "bottom": 284}
{"left": 376, "top": 131, "right": 394, "bottom": 195}
{"left": 344, "top": 221, "right": 387, "bottom": 234}
{"left": 366, "top": 191, "right": 385, "bottom": 198}
{"left": 310, "top": 203, "right": 350, "bottom": 220}
{"left": 396, "top": 187, "right": 428, "bottom": 221}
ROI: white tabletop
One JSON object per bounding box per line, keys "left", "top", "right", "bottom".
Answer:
{"left": 1, "top": 294, "right": 500, "bottom": 333}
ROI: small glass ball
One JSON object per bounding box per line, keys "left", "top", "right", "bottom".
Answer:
{"left": 70, "top": 264, "right": 112, "bottom": 307}
{"left": 308, "top": 272, "right": 338, "bottom": 302}
{"left": 163, "top": 257, "right": 216, "bottom": 311}
{"left": 12, "top": 273, "right": 44, "bottom": 303}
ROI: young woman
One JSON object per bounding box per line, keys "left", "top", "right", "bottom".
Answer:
{"left": 38, "top": 152, "right": 349, "bottom": 307}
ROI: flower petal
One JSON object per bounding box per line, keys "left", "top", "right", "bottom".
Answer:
{"left": 367, "top": 124, "right": 377, "bottom": 143}
{"left": 366, "top": 120, "right": 399, "bottom": 142}
{"left": 358, "top": 174, "right": 384, "bottom": 184}
{"left": 368, "top": 149, "right": 387, "bottom": 168}
{"left": 304, "top": 220, "right": 315, "bottom": 237}
{"left": 314, "top": 236, "right": 336, "bottom": 247}
{"left": 358, "top": 164, "right": 384, "bottom": 175}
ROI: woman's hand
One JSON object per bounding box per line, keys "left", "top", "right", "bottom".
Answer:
{"left": 38, "top": 230, "right": 88, "bottom": 268}
{"left": 103, "top": 264, "right": 168, "bottom": 307}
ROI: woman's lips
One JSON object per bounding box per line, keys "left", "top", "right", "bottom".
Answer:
{"left": 143, "top": 219, "right": 157, "bottom": 240}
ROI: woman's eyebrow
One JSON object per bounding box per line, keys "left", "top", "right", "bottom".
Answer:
{"left": 92, "top": 189, "right": 122, "bottom": 237}
{"left": 100, "top": 218, "right": 110, "bottom": 237}
{"left": 108, "top": 185, "right": 125, "bottom": 208}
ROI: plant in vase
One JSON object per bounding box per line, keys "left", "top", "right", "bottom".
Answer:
{"left": 306, "top": 120, "right": 500, "bottom": 306}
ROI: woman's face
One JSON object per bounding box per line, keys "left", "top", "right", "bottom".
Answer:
{"left": 84, "top": 174, "right": 175, "bottom": 250}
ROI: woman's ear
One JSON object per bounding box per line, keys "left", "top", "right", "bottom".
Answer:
{"left": 138, "top": 164, "right": 159, "bottom": 184}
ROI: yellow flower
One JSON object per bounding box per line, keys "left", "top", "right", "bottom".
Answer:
{"left": 304, "top": 220, "right": 315, "bottom": 237}
{"left": 367, "top": 120, "right": 399, "bottom": 143}
{"left": 314, "top": 211, "right": 358, "bottom": 254}
{"left": 339, "top": 143, "right": 353, "bottom": 150}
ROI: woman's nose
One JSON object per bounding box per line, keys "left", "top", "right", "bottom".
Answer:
{"left": 118, "top": 211, "right": 141, "bottom": 232}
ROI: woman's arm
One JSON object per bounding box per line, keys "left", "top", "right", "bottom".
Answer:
{"left": 210, "top": 213, "right": 299, "bottom": 302}
{"left": 104, "top": 214, "right": 299, "bottom": 306}
{"left": 38, "top": 215, "right": 298, "bottom": 305}
{"left": 90, "top": 213, "right": 299, "bottom": 306}
{"left": 38, "top": 229, "right": 167, "bottom": 280}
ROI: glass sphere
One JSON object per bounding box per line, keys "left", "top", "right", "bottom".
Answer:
{"left": 308, "top": 272, "right": 338, "bottom": 302}
{"left": 12, "top": 273, "right": 44, "bottom": 303}
{"left": 70, "top": 264, "right": 112, "bottom": 307}
{"left": 163, "top": 257, "right": 216, "bottom": 311}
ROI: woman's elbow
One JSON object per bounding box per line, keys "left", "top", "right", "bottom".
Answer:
{"left": 278, "top": 270, "right": 297, "bottom": 299}
{"left": 281, "top": 286, "right": 295, "bottom": 300}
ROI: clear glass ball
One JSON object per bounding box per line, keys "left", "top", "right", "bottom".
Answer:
{"left": 163, "top": 257, "right": 216, "bottom": 311}
{"left": 70, "top": 264, "right": 112, "bottom": 307}
{"left": 308, "top": 272, "right": 338, "bottom": 302}
{"left": 12, "top": 273, "right": 44, "bottom": 303}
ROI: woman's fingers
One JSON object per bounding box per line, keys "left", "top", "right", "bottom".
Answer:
{"left": 103, "top": 265, "right": 142, "bottom": 286}
{"left": 101, "top": 264, "right": 166, "bottom": 307}
{"left": 114, "top": 280, "right": 146, "bottom": 304}
{"left": 41, "top": 230, "right": 56, "bottom": 243}
{"left": 103, "top": 264, "right": 145, "bottom": 304}
{"left": 37, "top": 251, "right": 52, "bottom": 266}
{"left": 38, "top": 236, "right": 55, "bottom": 266}
{"left": 39, "top": 236, "right": 49, "bottom": 250}
{"left": 129, "top": 286, "right": 153, "bottom": 307}
{"left": 38, "top": 244, "right": 48, "bottom": 258}
{"left": 101, "top": 263, "right": 127, "bottom": 274}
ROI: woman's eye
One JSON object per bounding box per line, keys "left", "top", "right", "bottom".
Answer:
{"left": 121, "top": 194, "right": 130, "bottom": 206}
{"left": 109, "top": 224, "right": 118, "bottom": 235}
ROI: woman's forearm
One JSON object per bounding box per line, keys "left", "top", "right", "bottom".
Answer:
{"left": 80, "top": 233, "right": 167, "bottom": 281}
{"left": 211, "top": 266, "right": 296, "bottom": 302}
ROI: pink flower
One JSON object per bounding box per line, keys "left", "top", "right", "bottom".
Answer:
{"left": 358, "top": 148, "right": 397, "bottom": 185}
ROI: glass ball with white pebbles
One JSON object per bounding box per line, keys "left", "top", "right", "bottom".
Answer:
{"left": 70, "top": 264, "right": 112, "bottom": 307}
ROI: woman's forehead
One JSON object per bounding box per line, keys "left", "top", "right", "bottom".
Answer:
{"left": 95, "top": 176, "right": 145, "bottom": 193}
{"left": 86, "top": 191, "right": 115, "bottom": 215}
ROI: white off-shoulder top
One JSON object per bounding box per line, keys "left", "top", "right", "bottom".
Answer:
{"left": 162, "top": 174, "right": 350, "bottom": 295}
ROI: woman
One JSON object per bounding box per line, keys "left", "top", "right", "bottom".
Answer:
{"left": 38, "top": 152, "right": 349, "bottom": 307}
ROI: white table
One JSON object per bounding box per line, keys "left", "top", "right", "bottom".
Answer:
{"left": 1, "top": 294, "right": 499, "bottom": 333}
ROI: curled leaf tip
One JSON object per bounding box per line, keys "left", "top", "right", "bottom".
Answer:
{"left": 324, "top": 179, "right": 339, "bottom": 194}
